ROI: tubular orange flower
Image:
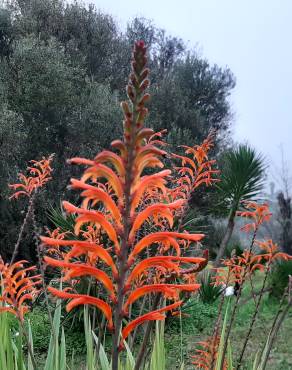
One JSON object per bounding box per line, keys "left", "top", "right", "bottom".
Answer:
{"left": 170, "top": 131, "right": 219, "bottom": 206}
{"left": 9, "top": 154, "right": 54, "bottom": 199}
{"left": 130, "top": 170, "right": 171, "bottom": 211}
{"left": 62, "top": 201, "right": 120, "bottom": 250}
{"left": 48, "top": 287, "right": 113, "bottom": 329}
{"left": 255, "top": 239, "right": 292, "bottom": 263}
{"left": 129, "top": 200, "right": 185, "bottom": 239}
{"left": 40, "top": 237, "right": 118, "bottom": 276}
{"left": 123, "top": 284, "right": 200, "bottom": 310}
{"left": 81, "top": 163, "right": 124, "bottom": 200}
{"left": 44, "top": 256, "right": 116, "bottom": 299}
{"left": 94, "top": 151, "right": 126, "bottom": 177}
{"left": 126, "top": 256, "right": 206, "bottom": 287}
{"left": 70, "top": 179, "right": 122, "bottom": 225}
{"left": 129, "top": 231, "right": 204, "bottom": 260}
{"left": 121, "top": 300, "right": 183, "bottom": 342}
{"left": 0, "top": 259, "right": 41, "bottom": 322}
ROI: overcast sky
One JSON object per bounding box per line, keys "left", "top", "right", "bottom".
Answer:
{"left": 85, "top": 0, "right": 292, "bottom": 185}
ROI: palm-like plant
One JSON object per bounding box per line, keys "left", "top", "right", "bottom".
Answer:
{"left": 215, "top": 144, "right": 266, "bottom": 265}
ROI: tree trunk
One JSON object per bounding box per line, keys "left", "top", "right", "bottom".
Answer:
{"left": 277, "top": 192, "right": 292, "bottom": 255}
{"left": 215, "top": 208, "right": 236, "bottom": 266}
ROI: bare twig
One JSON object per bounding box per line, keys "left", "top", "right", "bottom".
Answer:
{"left": 10, "top": 192, "right": 36, "bottom": 264}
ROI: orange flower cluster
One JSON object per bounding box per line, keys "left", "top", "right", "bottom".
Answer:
{"left": 9, "top": 154, "right": 54, "bottom": 199}
{"left": 255, "top": 239, "right": 291, "bottom": 264}
{"left": 214, "top": 250, "right": 264, "bottom": 287}
{"left": 41, "top": 41, "right": 208, "bottom": 352}
{"left": 0, "top": 259, "right": 41, "bottom": 322}
{"left": 191, "top": 335, "right": 227, "bottom": 370}
{"left": 214, "top": 202, "right": 290, "bottom": 287}
{"left": 237, "top": 201, "right": 272, "bottom": 232}
{"left": 171, "top": 132, "right": 219, "bottom": 203}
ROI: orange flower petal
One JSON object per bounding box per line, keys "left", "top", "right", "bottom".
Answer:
{"left": 130, "top": 232, "right": 204, "bottom": 259}
{"left": 41, "top": 237, "right": 118, "bottom": 276}
{"left": 62, "top": 202, "right": 120, "bottom": 250}
{"left": 129, "top": 200, "right": 185, "bottom": 239}
{"left": 123, "top": 284, "right": 200, "bottom": 310}
{"left": 44, "top": 257, "right": 115, "bottom": 297}
{"left": 70, "top": 179, "right": 122, "bottom": 225}
{"left": 121, "top": 301, "right": 182, "bottom": 341}
{"left": 48, "top": 287, "right": 113, "bottom": 329}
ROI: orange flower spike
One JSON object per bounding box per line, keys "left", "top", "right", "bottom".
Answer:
{"left": 9, "top": 154, "right": 54, "bottom": 199}
{"left": 237, "top": 201, "right": 272, "bottom": 232}
{"left": 191, "top": 335, "right": 228, "bottom": 370}
{"left": 255, "top": 239, "right": 292, "bottom": 263}
{"left": 172, "top": 132, "right": 219, "bottom": 198}
{"left": 40, "top": 42, "right": 212, "bottom": 363}
{"left": 0, "top": 259, "right": 41, "bottom": 322}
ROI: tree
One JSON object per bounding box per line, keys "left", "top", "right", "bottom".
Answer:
{"left": 215, "top": 144, "right": 266, "bottom": 265}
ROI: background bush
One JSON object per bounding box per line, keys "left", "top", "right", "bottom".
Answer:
{"left": 268, "top": 260, "right": 292, "bottom": 298}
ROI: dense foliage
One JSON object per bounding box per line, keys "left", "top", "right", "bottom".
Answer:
{"left": 0, "top": 0, "right": 235, "bottom": 261}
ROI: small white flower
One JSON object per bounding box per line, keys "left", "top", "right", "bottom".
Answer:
{"left": 225, "top": 286, "right": 234, "bottom": 297}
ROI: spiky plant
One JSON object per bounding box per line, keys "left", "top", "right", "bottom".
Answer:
{"left": 215, "top": 144, "right": 266, "bottom": 265}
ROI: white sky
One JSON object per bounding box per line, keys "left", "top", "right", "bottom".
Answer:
{"left": 85, "top": 0, "right": 292, "bottom": 182}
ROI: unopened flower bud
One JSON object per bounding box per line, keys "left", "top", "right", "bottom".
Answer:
{"left": 121, "top": 101, "right": 132, "bottom": 118}
{"left": 130, "top": 72, "right": 139, "bottom": 88}
{"left": 140, "top": 68, "right": 150, "bottom": 80}
{"left": 139, "top": 78, "right": 150, "bottom": 91}
{"left": 138, "top": 94, "right": 150, "bottom": 106}
{"left": 127, "top": 85, "right": 135, "bottom": 101}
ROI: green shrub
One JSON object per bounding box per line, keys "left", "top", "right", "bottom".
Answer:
{"left": 225, "top": 240, "right": 243, "bottom": 258}
{"left": 27, "top": 308, "right": 51, "bottom": 353}
{"left": 198, "top": 270, "right": 223, "bottom": 304}
{"left": 168, "top": 298, "right": 217, "bottom": 334}
{"left": 268, "top": 260, "right": 292, "bottom": 298}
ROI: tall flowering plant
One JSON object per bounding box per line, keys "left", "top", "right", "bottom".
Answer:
{"left": 9, "top": 154, "right": 54, "bottom": 264}
{"left": 0, "top": 258, "right": 41, "bottom": 322}
{"left": 41, "top": 41, "right": 208, "bottom": 368}
{"left": 192, "top": 201, "right": 292, "bottom": 370}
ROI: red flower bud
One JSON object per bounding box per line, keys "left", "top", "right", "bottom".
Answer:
{"left": 127, "top": 85, "right": 135, "bottom": 101}
{"left": 139, "top": 78, "right": 150, "bottom": 91}
{"left": 138, "top": 94, "right": 150, "bottom": 106}
{"left": 130, "top": 72, "right": 139, "bottom": 88}
{"left": 121, "top": 101, "right": 132, "bottom": 118}
{"left": 140, "top": 68, "right": 150, "bottom": 80}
